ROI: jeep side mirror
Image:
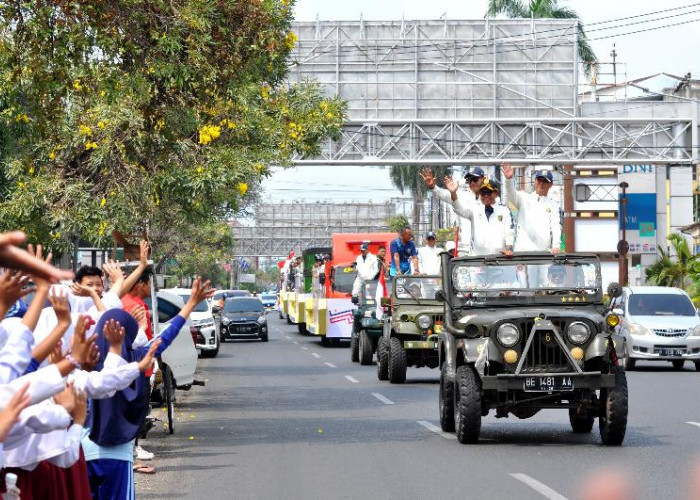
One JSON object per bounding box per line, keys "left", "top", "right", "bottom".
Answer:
{"left": 607, "top": 282, "right": 622, "bottom": 299}
{"left": 351, "top": 296, "right": 359, "bottom": 305}
{"left": 434, "top": 290, "right": 446, "bottom": 302}
{"left": 380, "top": 297, "right": 391, "bottom": 307}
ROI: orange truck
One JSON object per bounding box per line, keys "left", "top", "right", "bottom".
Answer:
{"left": 305, "top": 232, "right": 395, "bottom": 346}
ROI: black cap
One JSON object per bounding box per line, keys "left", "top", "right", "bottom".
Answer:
{"left": 464, "top": 167, "right": 486, "bottom": 180}
{"left": 534, "top": 169, "right": 554, "bottom": 183}
{"left": 425, "top": 231, "right": 436, "bottom": 239}
{"left": 360, "top": 243, "right": 369, "bottom": 251}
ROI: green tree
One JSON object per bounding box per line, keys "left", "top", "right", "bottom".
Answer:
{"left": 486, "top": 0, "right": 598, "bottom": 76}
{"left": 0, "top": 0, "right": 345, "bottom": 252}
{"left": 645, "top": 233, "right": 699, "bottom": 289}
{"left": 385, "top": 214, "right": 410, "bottom": 233}
{"left": 156, "top": 220, "right": 233, "bottom": 287}
{"left": 390, "top": 166, "right": 451, "bottom": 232}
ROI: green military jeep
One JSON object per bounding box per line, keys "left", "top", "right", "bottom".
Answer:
{"left": 437, "top": 252, "right": 628, "bottom": 445}
{"left": 350, "top": 280, "right": 384, "bottom": 365}
{"left": 376, "top": 276, "right": 443, "bottom": 383}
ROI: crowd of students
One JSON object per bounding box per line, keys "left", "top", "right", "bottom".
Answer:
{"left": 0, "top": 230, "right": 214, "bottom": 499}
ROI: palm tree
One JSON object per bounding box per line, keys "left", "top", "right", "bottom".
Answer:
{"left": 486, "top": 0, "right": 598, "bottom": 76}
{"left": 645, "top": 233, "right": 699, "bottom": 289}
{"left": 389, "top": 166, "right": 451, "bottom": 234}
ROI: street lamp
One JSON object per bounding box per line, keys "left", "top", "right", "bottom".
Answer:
{"left": 618, "top": 181, "right": 629, "bottom": 286}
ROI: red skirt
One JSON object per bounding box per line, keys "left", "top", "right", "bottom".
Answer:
{"left": 2, "top": 448, "right": 91, "bottom": 500}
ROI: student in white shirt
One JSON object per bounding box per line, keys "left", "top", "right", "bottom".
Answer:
{"left": 352, "top": 243, "right": 379, "bottom": 297}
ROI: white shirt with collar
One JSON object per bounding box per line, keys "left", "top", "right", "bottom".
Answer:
{"left": 417, "top": 245, "right": 442, "bottom": 275}
{"left": 355, "top": 252, "right": 379, "bottom": 281}
{"left": 503, "top": 178, "right": 561, "bottom": 252}
{"left": 432, "top": 184, "right": 481, "bottom": 255}
{"left": 452, "top": 198, "right": 515, "bottom": 256}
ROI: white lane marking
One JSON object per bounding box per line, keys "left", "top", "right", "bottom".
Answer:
{"left": 311, "top": 353, "right": 321, "bottom": 359}
{"left": 292, "top": 341, "right": 298, "bottom": 344}
{"left": 416, "top": 420, "right": 456, "bottom": 440}
{"left": 324, "top": 362, "right": 337, "bottom": 368}
{"left": 371, "top": 393, "right": 395, "bottom": 405}
{"left": 344, "top": 375, "right": 359, "bottom": 384}
{"left": 509, "top": 474, "right": 569, "bottom": 500}
{"left": 686, "top": 422, "right": 700, "bottom": 429}
{"left": 284, "top": 335, "right": 292, "bottom": 340}
{"left": 302, "top": 347, "right": 309, "bottom": 351}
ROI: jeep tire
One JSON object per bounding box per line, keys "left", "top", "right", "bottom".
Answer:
{"left": 439, "top": 364, "right": 455, "bottom": 432}
{"left": 350, "top": 334, "right": 360, "bottom": 363}
{"left": 672, "top": 360, "right": 685, "bottom": 370}
{"left": 622, "top": 343, "right": 635, "bottom": 371}
{"left": 388, "top": 337, "right": 407, "bottom": 384}
{"left": 359, "top": 330, "right": 373, "bottom": 366}
{"left": 695, "top": 361, "right": 700, "bottom": 372}
{"left": 568, "top": 407, "right": 594, "bottom": 433}
{"left": 454, "top": 365, "right": 482, "bottom": 444}
{"left": 599, "top": 367, "right": 628, "bottom": 446}
{"left": 377, "top": 337, "right": 389, "bottom": 381}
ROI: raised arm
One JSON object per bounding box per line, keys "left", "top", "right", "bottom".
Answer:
{"left": 29, "top": 289, "right": 71, "bottom": 365}
{"left": 117, "top": 240, "right": 149, "bottom": 298}
{"left": 501, "top": 163, "right": 524, "bottom": 209}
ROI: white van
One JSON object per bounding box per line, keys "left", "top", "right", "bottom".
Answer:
{"left": 162, "top": 287, "right": 219, "bottom": 358}
{"left": 611, "top": 286, "right": 700, "bottom": 371}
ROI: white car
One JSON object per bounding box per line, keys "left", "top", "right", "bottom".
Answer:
{"left": 162, "top": 287, "right": 219, "bottom": 358}
{"left": 611, "top": 286, "right": 700, "bottom": 371}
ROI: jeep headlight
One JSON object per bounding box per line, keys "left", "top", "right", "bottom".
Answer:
{"left": 221, "top": 317, "right": 231, "bottom": 325}
{"left": 496, "top": 323, "right": 520, "bottom": 347}
{"left": 416, "top": 315, "right": 432, "bottom": 330}
{"left": 690, "top": 325, "right": 700, "bottom": 337}
{"left": 567, "top": 322, "right": 591, "bottom": 345}
{"left": 630, "top": 323, "right": 650, "bottom": 336}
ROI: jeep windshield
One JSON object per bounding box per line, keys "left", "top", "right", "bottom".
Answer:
{"left": 395, "top": 276, "right": 442, "bottom": 302}
{"left": 450, "top": 258, "right": 602, "bottom": 305}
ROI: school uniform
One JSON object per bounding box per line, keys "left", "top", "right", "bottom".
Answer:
{"left": 452, "top": 197, "right": 515, "bottom": 256}
{"left": 503, "top": 178, "right": 561, "bottom": 251}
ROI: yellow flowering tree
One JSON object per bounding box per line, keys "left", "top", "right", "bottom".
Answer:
{"left": 0, "top": 0, "right": 345, "bottom": 251}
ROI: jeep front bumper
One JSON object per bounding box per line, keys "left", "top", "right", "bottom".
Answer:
{"left": 480, "top": 371, "right": 616, "bottom": 392}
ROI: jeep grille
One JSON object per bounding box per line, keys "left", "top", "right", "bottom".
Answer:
{"left": 520, "top": 329, "right": 571, "bottom": 373}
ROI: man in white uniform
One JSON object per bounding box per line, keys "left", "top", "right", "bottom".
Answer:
{"left": 501, "top": 164, "right": 562, "bottom": 253}
{"left": 416, "top": 231, "right": 442, "bottom": 275}
{"left": 420, "top": 167, "right": 485, "bottom": 255}
{"left": 446, "top": 178, "right": 514, "bottom": 256}
{"left": 352, "top": 243, "right": 379, "bottom": 297}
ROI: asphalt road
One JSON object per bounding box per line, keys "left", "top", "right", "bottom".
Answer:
{"left": 137, "top": 316, "right": 700, "bottom": 500}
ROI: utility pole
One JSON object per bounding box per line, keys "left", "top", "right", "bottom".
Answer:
{"left": 610, "top": 43, "right": 618, "bottom": 88}
{"left": 618, "top": 182, "right": 629, "bottom": 286}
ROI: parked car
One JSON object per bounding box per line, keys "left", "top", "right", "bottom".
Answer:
{"left": 162, "top": 287, "right": 219, "bottom": 358}
{"left": 611, "top": 286, "right": 700, "bottom": 371}
{"left": 220, "top": 297, "right": 268, "bottom": 342}
{"left": 144, "top": 290, "right": 199, "bottom": 434}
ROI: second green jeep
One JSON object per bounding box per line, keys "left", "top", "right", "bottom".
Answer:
{"left": 350, "top": 280, "right": 385, "bottom": 365}
{"left": 377, "top": 276, "right": 443, "bottom": 383}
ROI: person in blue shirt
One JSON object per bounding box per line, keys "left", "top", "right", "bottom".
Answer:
{"left": 390, "top": 226, "right": 419, "bottom": 277}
